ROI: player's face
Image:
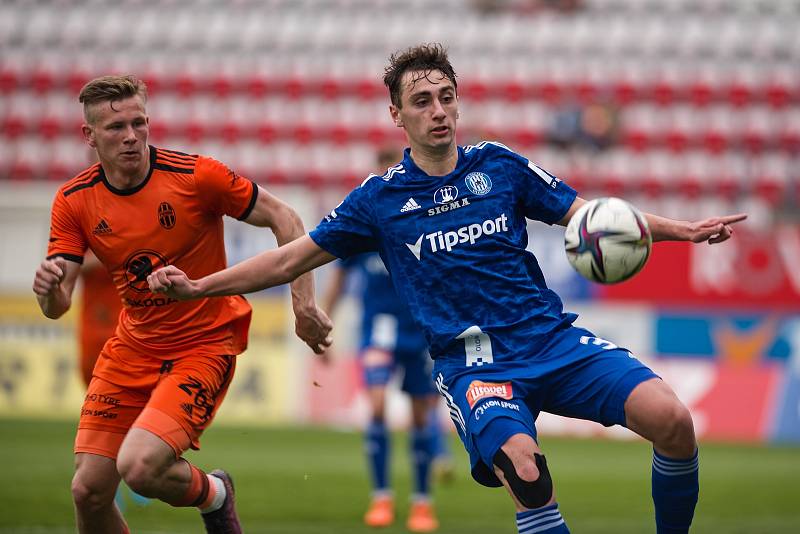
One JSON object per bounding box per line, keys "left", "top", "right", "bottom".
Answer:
{"left": 83, "top": 95, "right": 150, "bottom": 178}
{"left": 390, "top": 69, "right": 458, "bottom": 152}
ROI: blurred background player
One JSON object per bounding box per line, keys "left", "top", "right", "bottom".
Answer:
{"left": 321, "top": 147, "right": 451, "bottom": 532}
{"left": 77, "top": 251, "right": 121, "bottom": 388}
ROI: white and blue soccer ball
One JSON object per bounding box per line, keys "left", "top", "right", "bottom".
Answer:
{"left": 564, "top": 197, "right": 652, "bottom": 284}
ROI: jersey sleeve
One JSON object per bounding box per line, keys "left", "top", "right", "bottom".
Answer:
{"left": 194, "top": 156, "right": 258, "bottom": 220}
{"left": 309, "top": 184, "right": 379, "bottom": 259}
{"left": 46, "top": 190, "right": 86, "bottom": 264}
{"left": 497, "top": 145, "right": 577, "bottom": 224}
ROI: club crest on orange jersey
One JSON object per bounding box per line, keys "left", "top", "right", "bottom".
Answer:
{"left": 466, "top": 380, "right": 513, "bottom": 408}
{"left": 158, "top": 202, "right": 176, "bottom": 229}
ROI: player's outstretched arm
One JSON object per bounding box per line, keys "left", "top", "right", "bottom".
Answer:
{"left": 148, "top": 235, "right": 336, "bottom": 299}
{"left": 32, "top": 256, "right": 81, "bottom": 319}
{"left": 242, "top": 187, "right": 334, "bottom": 352}
{"left": 645, "top": 213, "right": 747, "bottom": 244}
{"left": 557, "top": 196, "right": 747, "bottom": 245}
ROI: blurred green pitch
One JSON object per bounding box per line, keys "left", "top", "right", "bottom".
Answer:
{"left": 1, "top": 418, "right": 798, "bottom": 533}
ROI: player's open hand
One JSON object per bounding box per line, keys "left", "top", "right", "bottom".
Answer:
{"left": 147, "top": 265, "right": 197, "bottom": 300}
{"left": 295, "top": 305, "right": 334, "bottom": 355}
{"left": 32, "top": 257, "right": 68, "bottom": 297}
{"left": 686, "top": 213, "right": 747, "bottom": 244}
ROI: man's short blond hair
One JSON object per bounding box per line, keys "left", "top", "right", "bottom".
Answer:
{"left": 78, "top": 75, "right": 147, "bottom": 123}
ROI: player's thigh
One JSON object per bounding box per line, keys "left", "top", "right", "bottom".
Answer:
{"left": 133, "top": 354, "right": 236, "bottom": 456}
{"left": 544, "top": 331, "right": 658, "bottom": 427}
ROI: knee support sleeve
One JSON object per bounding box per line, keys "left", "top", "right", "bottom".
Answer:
{"left": 493, "top": 449, "right": 553, "bottom": 509}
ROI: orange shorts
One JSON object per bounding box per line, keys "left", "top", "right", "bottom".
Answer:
{"left": 75, "top": 343, "right": 236, "bottom": 460}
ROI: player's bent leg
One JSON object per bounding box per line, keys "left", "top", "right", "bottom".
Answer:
{"left": 72, "top": 453, "right": 128, "bottom": 534}
{"left": 491, "top": 433, "right": 569, "bottom": 533}
{"left": 625, "top": 378, "right": 699, "bottom": 534}
{"left": 116, "top": 427, "right": 190, "bottom": 500}
{"left": 625, "top": 378, "right": 696, "bottom": 458}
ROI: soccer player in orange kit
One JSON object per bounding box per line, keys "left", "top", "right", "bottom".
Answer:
{"left": 32, "top": 75, "right": 332, "bottom": 534}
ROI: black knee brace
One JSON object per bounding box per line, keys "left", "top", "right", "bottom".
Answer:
{"left": 493, "top": 449, "right": 553, "bottom": 509}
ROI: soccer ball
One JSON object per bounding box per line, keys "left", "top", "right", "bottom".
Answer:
{"left": 564, "top": 197, "right": 652, "bottom": 284}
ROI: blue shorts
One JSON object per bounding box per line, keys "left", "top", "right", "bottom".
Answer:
{"left": 360, "top": 313, "right": 434, "bottom": 397}
{"left": 433, "top": 324, "right": 659, "bottom": 487}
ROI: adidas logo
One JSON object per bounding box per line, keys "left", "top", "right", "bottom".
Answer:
{"left": 400, "top": 198, "right": 421, "bottom": 213}
{"left": 92, "top": 219, "right": 112, "bottom": 235}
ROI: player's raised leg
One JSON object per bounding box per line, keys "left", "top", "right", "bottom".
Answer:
{"left": 491, "top": 431, "right": 569, "bottom": 533}
{"left": 72, "top": 453, "right": 128, "bottom": 533}
{"left": 116, "top": 428, "right": 239, "bottom": 533}
{"left": 625, "top": 378, "right": 699, "bottom": 534}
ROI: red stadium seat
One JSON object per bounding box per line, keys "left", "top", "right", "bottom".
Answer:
{"left": 245, "top": 74, "right": 270, "bottom": 97}
{"left": 0, "top": 67, "right": 20, "bottom": 93}
{"left": 291, "top": 123, "right": 314, "bottom": 144}
{"left": 284, "top": 76, "right": 306, "bottom": 99}
{"left": 210, "top": 74, "right": 234, "bottom": 97}
{"left": 67, "top": 68, "right": 92, "bottom": 95}
{"left": 329, "top": 123, "right": 353, "bottom": 145}
{"left": 255, "top": 121, "right": 277, "bottom": 143}
{"left": 320, "top": 77, "right": 342, "bottom": 100}
{"left": 612, "top": 78, "right": 638, "bottom": 105}
{"left": 174, "top": 72, "right": 198, "bottom": 96}
{"left": 501, "top": 80, "right": 526, "bottom": 102}
{"left": 38, "top": 116, "right": 63, "bottom": 139}
{"left": 1, "top": 114, "right": 26, "bottom": 138}
{"left": 220, "top": 120, "right": 241, "bottom": 144}
{"left": 30, "top": 67, "right": 56, "bottom": 94}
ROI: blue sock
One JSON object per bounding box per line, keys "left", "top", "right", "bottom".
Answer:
{"left": 366, "top": 420, "right": 390, "bottom": 492}
{"left": 652, "top": 449, "right": 699, "bottom": 534}
{"left": 427, "top": 410, "right": 450, "bottom": 460}
{"left": 516, "top": 503, "right": 569, "bottom": 533}
{"left": 410, "top": 426, "right": 434, "bottom": 497}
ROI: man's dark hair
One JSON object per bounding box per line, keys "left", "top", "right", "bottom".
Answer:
{"left": 78, "top": 75, "right": 148, "bottom": 123}
{"left": 383, "top": 43, "right": 457, "bottom": 108}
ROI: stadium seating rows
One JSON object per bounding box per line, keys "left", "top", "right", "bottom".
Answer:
{"left": 0, "top": 0, "right": 797, "bottom": 208}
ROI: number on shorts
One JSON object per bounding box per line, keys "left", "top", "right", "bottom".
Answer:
{"left": 579, "top": 335, "right": 618, "bottom": 350}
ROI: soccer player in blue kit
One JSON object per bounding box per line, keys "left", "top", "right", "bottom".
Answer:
{"left": 323, "top": 250, "right": 444, "bottom": 531}
{"left": 149, "top": 44, "right": 747, "bottom": 533}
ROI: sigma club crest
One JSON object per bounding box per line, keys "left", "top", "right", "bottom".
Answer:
{"left": 465, "top": 172, "right": 492, "bottom": 196}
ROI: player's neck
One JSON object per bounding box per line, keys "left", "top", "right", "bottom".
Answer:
{"left": 101, "top": 152, "right": 150, "bottom": 189}
{"left": 408, "top": 144, "right": 458, "bottom": 177}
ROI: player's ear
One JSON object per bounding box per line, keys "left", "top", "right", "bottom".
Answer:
{"left": 389, "top": 105, "right": 403, "bottom": 128}
{"left": 82, "top": 124, "right": 96, "bottom": 148}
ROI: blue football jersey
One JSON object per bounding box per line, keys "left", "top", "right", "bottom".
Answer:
{"left": 309, "top": 141, "right": 578, "bottom": 364}
{"left": 340, "top": 252, "right": 426, "bottom": 353}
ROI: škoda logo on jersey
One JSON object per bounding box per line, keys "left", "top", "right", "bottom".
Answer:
{"left": 466, "top": 380, "right": 513, "bottom": 408}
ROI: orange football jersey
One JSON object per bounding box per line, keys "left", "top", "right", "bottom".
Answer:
{"left": 48, "top": 146, "right": 255, "bottom": 360}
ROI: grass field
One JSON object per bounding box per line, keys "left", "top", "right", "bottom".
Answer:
{"left": 1, "top": 418, "right": 798, "bottom": 533}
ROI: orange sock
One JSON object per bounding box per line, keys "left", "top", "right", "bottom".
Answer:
{"left": 165, "top": 460, "right": 209, "bottom": 507}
